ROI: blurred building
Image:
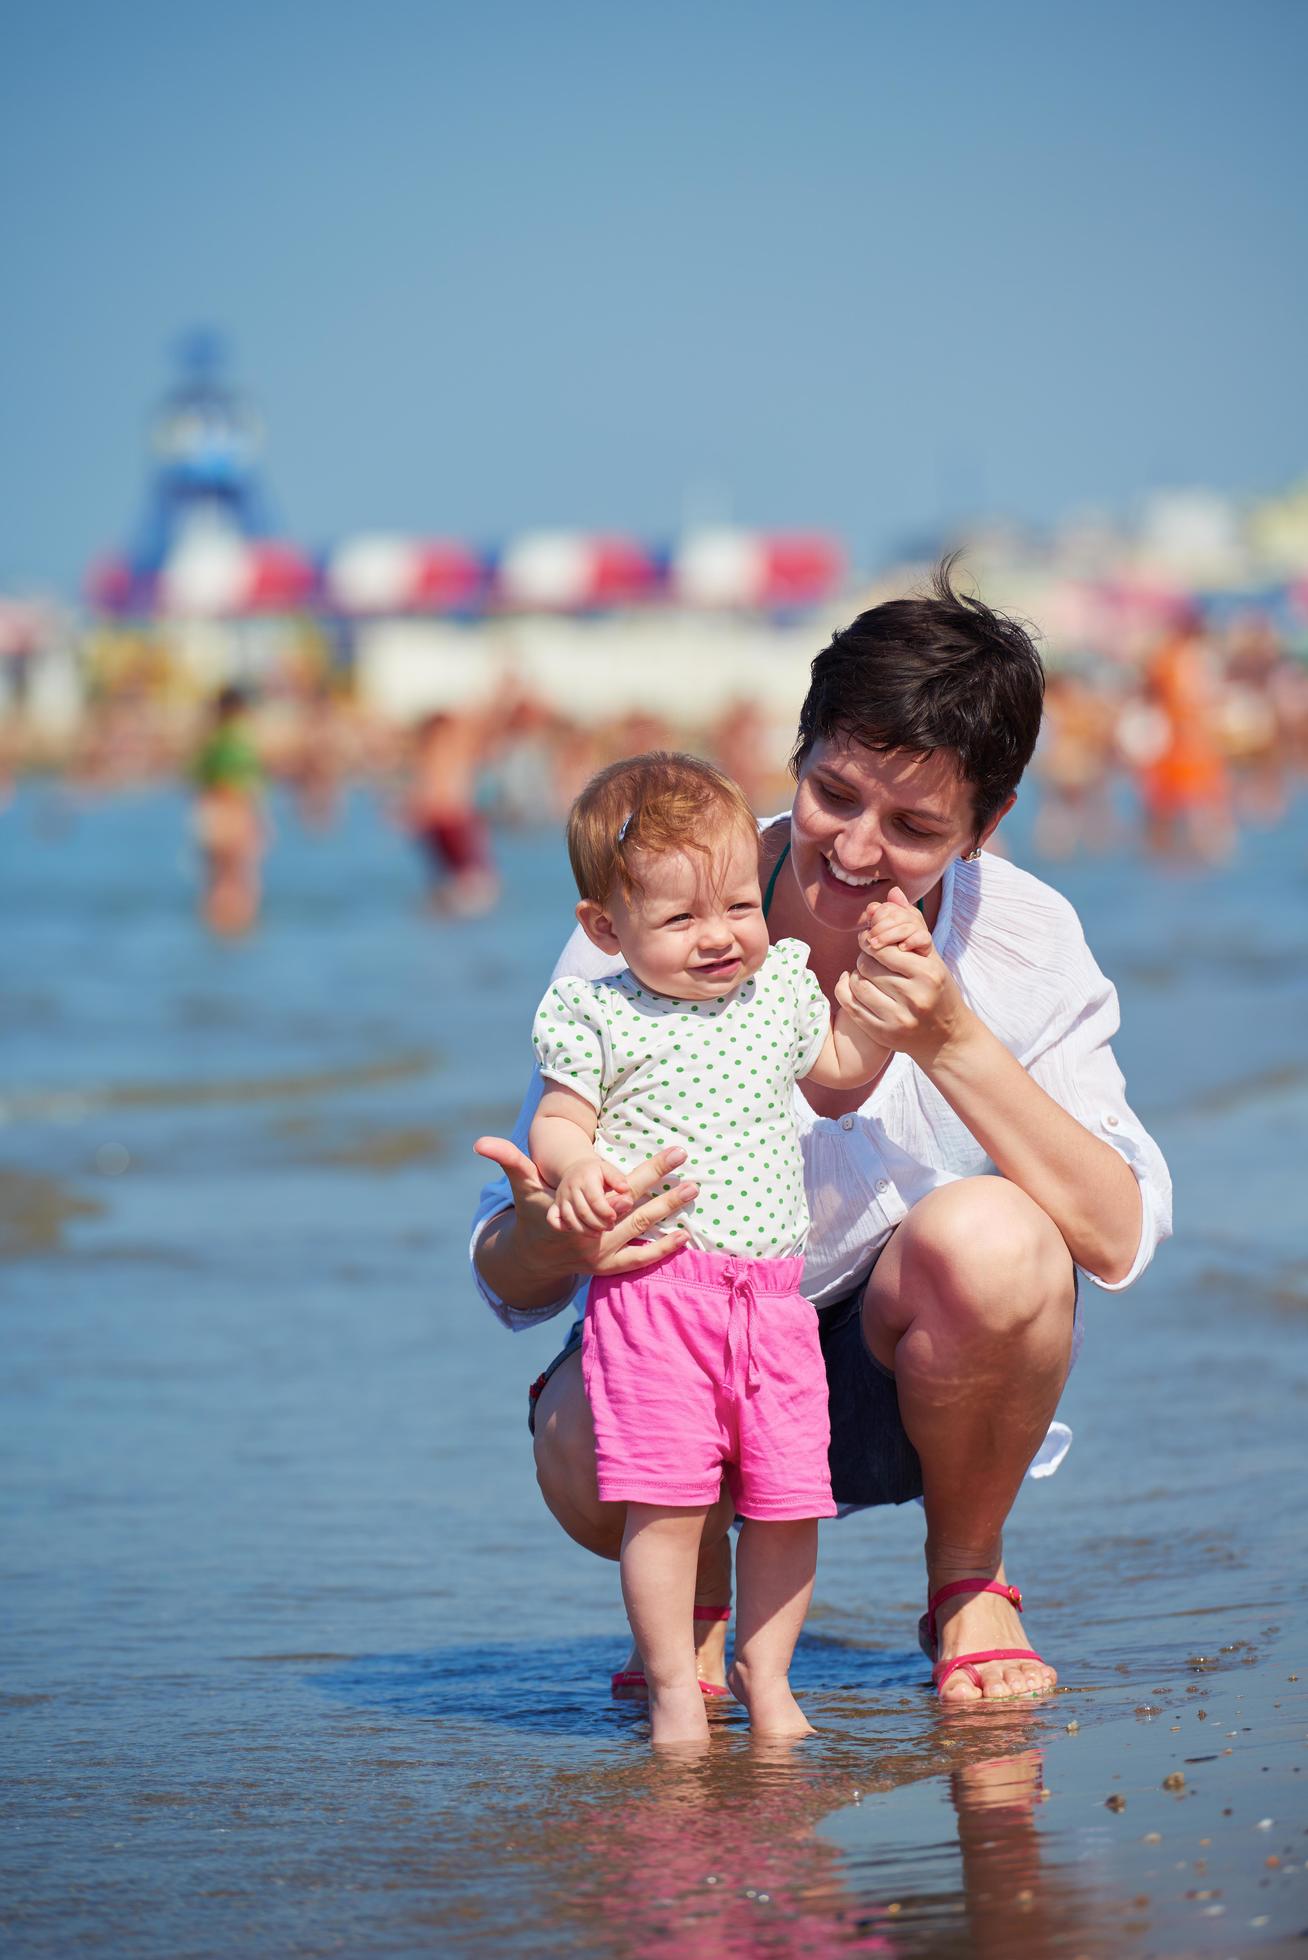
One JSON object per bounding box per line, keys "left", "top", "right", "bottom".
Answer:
{"left": 2, "top": 341, "right": 1304, "bottom": 766}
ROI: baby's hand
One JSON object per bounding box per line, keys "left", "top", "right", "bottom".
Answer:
{"left": 547, "top": 1158, "right": 633, "bottom": 1236}
{"left": 858, "top": 885, "right": 933, "bottom": 961}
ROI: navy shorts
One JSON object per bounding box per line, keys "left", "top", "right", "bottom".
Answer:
{"left": 527, "top": 1279, "right": 923, "bottom": 1510}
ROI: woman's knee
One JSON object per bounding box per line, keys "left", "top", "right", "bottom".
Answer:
{"left": 898, "top": 1178, "right": 1074, "bottom": 1337}
{"left": 532, "top": 1353, "right": 625, "bottom": 1558}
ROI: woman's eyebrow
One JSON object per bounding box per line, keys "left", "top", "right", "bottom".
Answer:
{"left": 821, "top": 767, "right": 950, "bottom": 824}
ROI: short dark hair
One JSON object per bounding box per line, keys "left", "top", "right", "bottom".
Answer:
{"left": 792, "top": 558, "right": 1045, "bottom": 832}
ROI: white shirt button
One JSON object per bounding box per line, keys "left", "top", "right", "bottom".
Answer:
{"left": 840, "top": 1115, "right": 855, "bottom": 1131}
{"left": 875, "top": 1179, "right": 889, "bottom": 1194}
{"left": 1104, "top": 1114, "right": 1120, "bottom": 1129}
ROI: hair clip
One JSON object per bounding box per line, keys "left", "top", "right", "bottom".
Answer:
{"left": 617, "top": 813, "right": 633, "bottom": 844}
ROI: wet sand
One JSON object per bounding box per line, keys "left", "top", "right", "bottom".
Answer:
{"left": 2, "top": 782, "right": 1307, "bottom": 1956}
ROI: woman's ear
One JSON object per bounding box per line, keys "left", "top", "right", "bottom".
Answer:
{"left": 971, "top": 791, "right": 1018, "bottom": 856}
{"left": 576, "top": 899, "right": 623, "bottom": 955}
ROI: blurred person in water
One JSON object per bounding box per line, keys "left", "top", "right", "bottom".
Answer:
{"left": 403, "top": 707, "right": 500, "bottom": 917}
{"left": 517, "top": 752, "right": 930, "bottom": 1744}
{"left": 1218, "top": 611, "right": 1300, "bottom": 829}
{"left": 191, "top": 684, "right": 266, "bottom": 935}
{"left": 1133, "top": 615, "right": 1234, "bottom": 863}
{"left": 711, "top": 695, "right": 783, "bottom": 814}
{"left": 1033, "top": 668, "right": 1118, "bottom": 858}
{"left": 472, "top": 563, "right": 1172, "bottom": 1712}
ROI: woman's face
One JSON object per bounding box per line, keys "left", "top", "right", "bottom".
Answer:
{"left": 789, "top": 737, "right": 1007, "bottom": 932}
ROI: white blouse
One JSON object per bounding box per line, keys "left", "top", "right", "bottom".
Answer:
{"left": 469, "top": 850, "right": 1173, "bottom": 1475}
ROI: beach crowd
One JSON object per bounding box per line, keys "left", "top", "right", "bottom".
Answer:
{"left": 2, "top": 594, "right": 1304, "bottom": 934}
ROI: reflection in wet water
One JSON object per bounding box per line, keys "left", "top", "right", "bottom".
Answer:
{"left": 3, "top": 787, "right": 1308, "bottom": 1955}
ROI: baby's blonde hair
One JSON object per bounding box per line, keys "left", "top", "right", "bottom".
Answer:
{"left": 567, "top": 751, "right": 758, "bottom": 905}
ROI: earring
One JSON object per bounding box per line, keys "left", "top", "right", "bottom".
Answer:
{"left": 961, "top": 847, "right": 982, "bottom": 861}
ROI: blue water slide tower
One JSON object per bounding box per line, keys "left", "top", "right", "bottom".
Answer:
{"left": 129, "top": 330, "right": 274, "bottom": 576}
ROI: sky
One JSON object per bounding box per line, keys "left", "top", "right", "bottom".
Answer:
{"left": 2, "top": 0, "right": 1305, "bottom": 594}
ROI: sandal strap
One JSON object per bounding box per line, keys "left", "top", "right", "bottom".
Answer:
{"left": 925, "top": 1577, "right": 1022, "bottom": 1651}
{"left": 609, "top": 1669, "right": 728, "bottom": 1699}
{"left": 933, "top": 1646, "right": 1043, "bottom": 1695}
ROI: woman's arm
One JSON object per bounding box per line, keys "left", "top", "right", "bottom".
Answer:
{"left": 918, "top": 1011, "right": 1140, "bottom": 1281}
{"left": 842, "top": 943, "right": 1142, "bottom": 1282}
{"left": 473, "top": 1137, "right": 700, "bottom": 1313}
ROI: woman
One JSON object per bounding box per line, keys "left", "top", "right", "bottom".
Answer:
{"left": 471, "top": 566, "right": 1172, "bottom": 1702}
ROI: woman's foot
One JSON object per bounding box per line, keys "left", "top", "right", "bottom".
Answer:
{"left": 613, "top": 1607, "right": 732, "bottom": 1699}
{"left": 727, "top": 1662, "right": 815, "bottom": 1738}
{"left": 691, "top": 1602, "right": 730, "bottom": 1690}
{"left": 927, "top": 1557, "right": 1057, "bottom": 1702}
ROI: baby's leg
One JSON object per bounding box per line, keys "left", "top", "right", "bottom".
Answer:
{"left": 621, "top": 1504, "right": 713, "bottom": 1746}
{"left": 728, "top": 1518, "right": 818, "bottom": 1737}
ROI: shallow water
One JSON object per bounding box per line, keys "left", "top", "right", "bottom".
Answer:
{"left": 3, "top": 782, "right": 1308, "bottom": 1957}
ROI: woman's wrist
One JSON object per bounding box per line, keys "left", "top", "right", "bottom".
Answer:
{"left": 908, "top": 1000, "right": 988, "bottom": 1078}
{"left": 477, "top": 1204, "right": 581, "bottom": 1312}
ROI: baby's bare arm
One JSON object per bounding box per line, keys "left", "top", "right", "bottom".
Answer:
{"left": 804, "top": 898, "right": 933, "bottom": 1091}
{"left": 529, "top": 1084, "right": 632, "bottom": 1235}
{"left": 804, "top": 995, "right": 891, "bottom": 1090}
{"left": 529, "top": 1083, "right": 602, "bottom": 1187}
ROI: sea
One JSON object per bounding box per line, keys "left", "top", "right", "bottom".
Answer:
{"left": 3, "top": 779, "right": 1307, "bottom": 1957}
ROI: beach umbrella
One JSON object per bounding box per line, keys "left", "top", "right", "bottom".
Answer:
{"left": 154, "top": 535, "right": 316, "bottom": 616}
{"left": 672, "top": 530, "right": 844, "bottom": 609}
{"left": 322, "top": 536, "right": 489, "bottom": 614}
{"left": 241, "top": 542, "right": 317, "bottom": 612}
{"left": 85, "top": 555, "right": 147, "bottom": 616}
{"left": 495, "top": 533, "right": 660, "bottom": 611}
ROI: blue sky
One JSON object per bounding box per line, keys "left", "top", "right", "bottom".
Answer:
{"left": 2, "top": 0, "right": 1305, "bottom": 592}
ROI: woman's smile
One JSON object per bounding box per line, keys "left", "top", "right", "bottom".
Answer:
{"left": 820, "top": 853, "right": 892, "bottom": 898}
{"left": 787, "top": 740, "right": 977, "bottom": 929}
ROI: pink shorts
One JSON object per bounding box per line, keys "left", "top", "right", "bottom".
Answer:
{"left": 583, "top": 1243, "right": 836, "bottom": 1521}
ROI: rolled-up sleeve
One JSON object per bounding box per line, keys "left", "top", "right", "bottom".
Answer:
{"left": 469, "top": 925, "right": 619, "bottom": 1332}
{"left": 469, "top": 1062, "right": 587, "bottom": 1331}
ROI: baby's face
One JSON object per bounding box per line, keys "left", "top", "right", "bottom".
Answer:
{"left": 608, "top": 826, "right": 768, "bottom": 1001}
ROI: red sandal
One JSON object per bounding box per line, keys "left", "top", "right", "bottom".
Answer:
{"left": 918, "top": 1579, "right": 1049, "bottom": 1698}
{"left": 610, "top": 1605, "right": 732, "bottom": 1700}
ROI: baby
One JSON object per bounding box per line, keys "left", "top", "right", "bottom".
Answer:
{"left": 529, "top": 752, "right": 928, "bottom": 1744}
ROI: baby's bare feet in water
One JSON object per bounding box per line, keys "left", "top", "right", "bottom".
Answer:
{"left": 648, "top": 1680, "right": 711, "bottom": 1747}
{"left": 727, "top": 1662, "right": 815, "bottom": 1738}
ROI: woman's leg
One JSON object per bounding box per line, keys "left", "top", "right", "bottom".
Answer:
{"left": 728, "top": 1518, "right": 818, "bottom": 1737}
{"left": 862, "top": 1177, "right": 1076, "bottom": 1702}
{"left": 531, "top": 1348, "right": 735, "bottom": 1682}
{"left": 622, "top": 1504, "right": 713, "bottom": 1744}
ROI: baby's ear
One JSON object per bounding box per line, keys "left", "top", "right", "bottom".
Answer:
{"left": 576, "top": 899, "right": 622, "bottom": 955}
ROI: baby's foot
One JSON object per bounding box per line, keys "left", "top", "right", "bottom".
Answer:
{"left": 648, "top": 1679, "right": 711, "bottom": 1747}
{"left": 727, "top": 1663, "right": 815, "bottom": 1738}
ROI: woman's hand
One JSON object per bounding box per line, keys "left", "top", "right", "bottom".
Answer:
{"left": 473, "top": 1136, "right": 698, "bottom": 1280}
{"left": 837, "top": 886, "right": 975, "bottom": 1069}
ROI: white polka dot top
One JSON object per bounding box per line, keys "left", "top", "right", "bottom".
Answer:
{"left": 531, "top": 938, "right": 830, "bottom": 1258}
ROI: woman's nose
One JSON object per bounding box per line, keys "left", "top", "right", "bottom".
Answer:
{"left": 840, "top": 811, "right": 884, "bottom": 866}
